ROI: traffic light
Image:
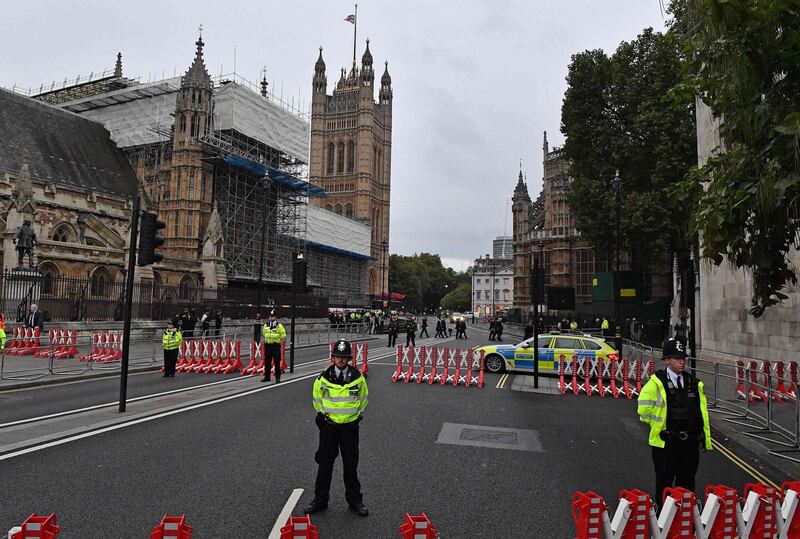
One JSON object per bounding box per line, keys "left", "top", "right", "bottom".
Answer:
{"left": 137, "top": 212, "right": 165, "bottom": 266}
{"left": 293, "top": 256, "right": 308, "bottom": 291}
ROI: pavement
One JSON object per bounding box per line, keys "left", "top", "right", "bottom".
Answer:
{"left": 0, "top": 323, "right": 788, "bottom": 537}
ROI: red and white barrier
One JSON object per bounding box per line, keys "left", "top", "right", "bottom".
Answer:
{"left": 558, "top": 355, "right": 653, "bottom": 399}
{"left": 241, "top": 341, "right": 285, "bottom": 376}
{"left": 391, "top": 345, "right": 484, "bottom": 388}
{"left": 33, "top": 329, "right": 79, "bottom": 359}
{"left": 735, "top": 359, "right": 798, "bottom": 403}
{"left": 329, "top": 341, "right": 369, "bottom": 375}
{"left": 150, "top": 514, "right": 192, "bottom": 539}
{"left": 78, "top": 332, "right": 123, "bottom": 362}
{"left": 572, "top": 481, "right": 800, "bottom": 539}
{"left": 6, "top": 327, "right": 42, "bottom": 356}
{"left": 399, "top": 513, "right": 439, "bottom": 538}
{"left": 8, "top": 513, "right": 60, "bottom": 539}
{"left": 279, "top": 516, "right": 318, "bottom": 539}
{"left": 175, "top": 340, "right": 242, "bottom": 374}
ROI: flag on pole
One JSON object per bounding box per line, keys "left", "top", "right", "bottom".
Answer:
{"left": 345, "top": 14, "right": 356, "bottom": 24}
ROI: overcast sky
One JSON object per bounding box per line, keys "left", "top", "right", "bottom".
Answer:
{"left": 1, "top": 0, "right": 668, "bottom": 271}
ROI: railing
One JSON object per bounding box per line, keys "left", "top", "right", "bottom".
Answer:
{"left": 625, "top": 340, "right": 800, "bottom": 465}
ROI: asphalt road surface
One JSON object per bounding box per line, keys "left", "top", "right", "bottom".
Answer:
{"left": 0, "top": 325, "right": 760, "bottom": 537}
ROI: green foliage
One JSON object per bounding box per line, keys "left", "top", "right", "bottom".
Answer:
{"left": 675, "top": 0, "right": 800, "bottom": 316}
{"left": 561, "top": 26, "right": 697, "bottom": 266}
{"left": 388, "top": 253, "right": 469, "bottom": 311}
{"left": 440, "top": 282, "right": 472, "bottom": 312}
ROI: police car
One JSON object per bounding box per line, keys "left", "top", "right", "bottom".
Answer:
{"left": 477, "top": 333, "right": 619, "bottom": 374}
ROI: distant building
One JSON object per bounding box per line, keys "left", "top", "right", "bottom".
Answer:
{"left": 512, "top": 132, "right": 672, "bottom": 315}
{"left": 493, "top": 236, "right": 513, "bottom": 261}
{"left": 471, "top": 254, "right": 514, "bottom": 317}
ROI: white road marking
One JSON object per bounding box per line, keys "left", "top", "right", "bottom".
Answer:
{"left": 268, "top": 488, "right": 304, "bottom": 539}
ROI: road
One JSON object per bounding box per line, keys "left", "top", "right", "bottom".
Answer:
{"left": 0, "top": 324, "right": 768, "bottom": 537}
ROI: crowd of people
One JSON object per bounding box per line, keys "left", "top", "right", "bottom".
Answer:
{"left": 173, "top": 307, "right": 224, "bottom": 339}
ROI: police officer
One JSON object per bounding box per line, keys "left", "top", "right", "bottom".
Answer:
{"left": 387, "top": 315, "right": 399, "bottom": 348}
{"left": 304, "top": 339, "right": 369, "bottom": 517}
{"left": 601, "top": 317, "right": 610, "bottom": 338}
{"left": 162, "top": 319, "right": 183, "bottom": 377}
{"left": 637, "top": 338, "right": 712, "bottom": 505}
{"left": 262, "top": 309, "right": 286, "bottom": 383}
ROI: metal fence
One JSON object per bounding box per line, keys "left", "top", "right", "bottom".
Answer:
{"left": 625, "top": 340, "right": 800, "bottom": 465}
{"left": 0, "top": 321, "right": 369, "bottom": 382}
{"left": 0, "top": 271, "right": 329, "bottom": 322}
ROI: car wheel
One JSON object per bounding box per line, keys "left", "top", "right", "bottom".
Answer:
{"left": 484, "top": 354, "right": 506, "bottom": 374}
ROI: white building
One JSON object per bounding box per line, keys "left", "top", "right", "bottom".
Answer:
{"left": 471, "top": 254, "right": 514, "bottom": 318}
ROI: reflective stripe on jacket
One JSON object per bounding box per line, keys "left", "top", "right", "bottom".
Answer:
{"left": 312, "top": 366, "right": 369, "bottom": 424}
{"left": 262, "top": 322, "right": 286, "bottom": 344}
{"left": 162, "top": 329, "right": 182, "bottom": 350}
{"left": 637, "top": 373, "right": 712, "bottom": 450}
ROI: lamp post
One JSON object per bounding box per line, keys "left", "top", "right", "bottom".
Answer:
{"left": 381, "top": 240, "right": 388, "bottom": 309}
{"left": 610, "top": 170, "right": 623, "bottom": 359}
{"left": 491, "top": 263, "right": 496, "bottom": 317}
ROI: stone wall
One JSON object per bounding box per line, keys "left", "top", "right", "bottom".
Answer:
{"left": 695, "top": 99, "right": 800, "bottom": 362}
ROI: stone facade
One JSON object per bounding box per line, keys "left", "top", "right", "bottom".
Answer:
{"left": 471, "top": 254, "right": 514, "bottom": 317}
{"left": 308, "top": 42, "right": 393, "bottom": 297}
{"left": 685, "top": 100, "right": 800, "bottom": 363}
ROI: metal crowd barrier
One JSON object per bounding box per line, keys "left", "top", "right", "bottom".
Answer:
{"left": 625, "top": 341, "right": 800, "bottom": 465}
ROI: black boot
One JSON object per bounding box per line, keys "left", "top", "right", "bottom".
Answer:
{"left": 303, "top": 500, "right": 328, "bottom": 514}
{"left": 349, "top": 502, "right": 369, "bottom": 516}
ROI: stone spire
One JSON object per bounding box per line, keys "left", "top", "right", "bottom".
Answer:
{"left": 260, "top": 67, "right": 269, "bottom": 98}
{"left": 183, "top": 30, "right": 212, "bottom": 89}
{"left": 513, "top": 165, "right": 530, "bottom": 204}
{"left": 114, "top": 52, "right": 123, "bottom": 78}
{"left": 361, "top": 39, "right": 373, "bottom": 67}
{"left": 543, "top": 130, "right": 549, "bottom": 157}
{"left": 379, "top": 61, "right": 392, "bottom": 104}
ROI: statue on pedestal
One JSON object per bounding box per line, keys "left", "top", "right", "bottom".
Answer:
{"left": 13, "top": 220, "right": 37, "bottom": 269}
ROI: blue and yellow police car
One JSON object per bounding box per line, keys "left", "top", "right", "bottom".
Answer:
{"left": 478, "top": 333, "right": 619, "bottom": 374}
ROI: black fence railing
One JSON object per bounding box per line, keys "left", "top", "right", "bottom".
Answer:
{"left": 0, "top": 271, "right": 329, "bottom": 322}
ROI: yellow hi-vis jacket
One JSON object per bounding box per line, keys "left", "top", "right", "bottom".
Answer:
{"left": 262, "top": 322, "right": 286, "bottom": 344}
{"left": 637, "top": 373, "right": 712, "bottom": 450}
{"left": 162, "top": 329, "right": 182, "bottom": 350}
{"left": 313, "top": 366, "right": 369, "bottom": 424}
{"left": 0, "top": 327, "right": 6, "bottom": 349}
{"left": 601, "top": 319, "right": 609, "bottom": 330}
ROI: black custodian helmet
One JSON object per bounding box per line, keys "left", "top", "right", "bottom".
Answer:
{"left": 332, "top": 339, "right": 353, "bottom": 358}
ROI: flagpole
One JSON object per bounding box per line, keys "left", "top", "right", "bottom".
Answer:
{"left": 353, "top": 3, "right": 358, "bottom": 71}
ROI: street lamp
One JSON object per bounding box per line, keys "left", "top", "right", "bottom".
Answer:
{"left": 610, "top": 169, "right": 623, "bottom": 358}
{"left": 381, "top": 240, "right": 388, "bottom": 308}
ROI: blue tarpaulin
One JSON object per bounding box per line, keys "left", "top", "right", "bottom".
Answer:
{"left": 221, "top": 155, "right": 327, "bottom": 198}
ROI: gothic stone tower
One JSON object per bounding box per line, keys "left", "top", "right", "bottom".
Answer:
{"left": 511, "top": 169, "right": 532, "bottom": 309}
{"left": 161, "top": 34, "right": 215, "bottom": 274}
{"left": 309, "top": 41, "right": 393, "bottom": 297}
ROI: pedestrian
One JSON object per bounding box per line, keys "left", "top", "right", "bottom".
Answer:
{"left": 524, "top": 320, "right": 534, "bottom": 340}
{"left": 304, "top": 339, "right": 369, "bottom": 517}
{"left": 214, "top": 309, "right": 223, "bottom": 337}
{"left": 570, "top": 319, "right": 578, "bottom": 331}
{"left": 601, "top": 317, "right": 610, "bottom": 338}
{"left": 419, "top": 316, "right": 429, "bottom": 338}
{"left": 494, "top": 317, "right": 504, "bottom": 342}
{"left": 488, "top": 318, "right": 496, "bottom": 341}
{"left": 200, "top": 307, "right": 211, "bottom": 337}
{"left": 25, "top": 303, "right": 44, "bottom": 330}
{"left": 387, "top": 315, "right": 399, "bottom": 347}
{"left": 405, "top": 317, "right": 417, "bottom": 347}
{"left": 459, "top": 319, "right": 468, "bottom": 339}
{"left": 261, "top": 309, "right": 286, "bottom": 383}
{"left": 637, "top": 338, "right": 711, "bottom": 506}
{"left": 434, "top": 317, "right": 442, "bottom": 338}
{"left": 185, "top": 308, "right": 197, "bottom": 339}
{"left": 162, "top": 319, "right": 182, "bottom": 377}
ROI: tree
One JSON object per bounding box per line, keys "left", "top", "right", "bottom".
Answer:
{"left": 388, "top": 253, "right": 467, "bottom": 311}
{"left": 440, "top": 282, "right": 471, "bottom": 312}
{"left": 675, "top": 0, "right": 800, "bottom": 316}
{"left": 561, "top": 26, "right": 697, "bottom": 272}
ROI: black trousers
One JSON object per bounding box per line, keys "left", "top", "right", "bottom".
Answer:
{"left": 406, "top": 333, "right": 415, "bottom": 347}
{"left": 264, "top": 342, "right": 282, "bottom": 380}
{"left": 419, "top": 327, "right": 429, "bottom": 338}
{"left": 388, "top": 333, "right": 397, "bottom": 347}
{"left": 652, "top": 439, "right": 700, "bottom": 505}
{"left": 314, "top": 423, "right": 362, "bottom": 505}
{"left": 163, "top": 348, "right": 178, "bottom": 376}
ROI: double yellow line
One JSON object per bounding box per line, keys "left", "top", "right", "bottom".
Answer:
{"left": 496, "top": 373, "right": 509, "bottom": 389}
{"left": 712, "top": 436, "right": 778, "bottom": 489}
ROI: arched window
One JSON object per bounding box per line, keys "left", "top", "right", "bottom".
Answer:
{"left": 337, "top": 142, "right": 345, "bottom": 174}
{"left": 345, "top": 203, "right": 353, "bottom": 218}
{"left": 179, "top": 275, "right": 193, "bottom": 300}
{"left": 179, "top": 114, "right": 186, "bottom": 133}
{"left": 325, "top": 204, "right": 334, "bottom": 212}
{"left": 335, "top": 204, "right": 343, "bottom": 215}
{"left": 39, "top": 262, "right": 60, "bottom": 296}
{"left": 326, "top": 143, "right": 335, "bottom": 175}
{"left": 190, "top": 114, "right": 199, "bottom": 137}
{"left": 90, "top": 267, "right": 112, "bottom": 297}
{"left": 347, "top": 141, "right": 355, "bottom": 173}
{"left": 51, "top": 223, "right": 74, "bottom": 243}
{"left": 152, "top": 271, "right": 163, "bottom": 299}
{"left": 215, "top": 240, "right": 222, "bottom": 257}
